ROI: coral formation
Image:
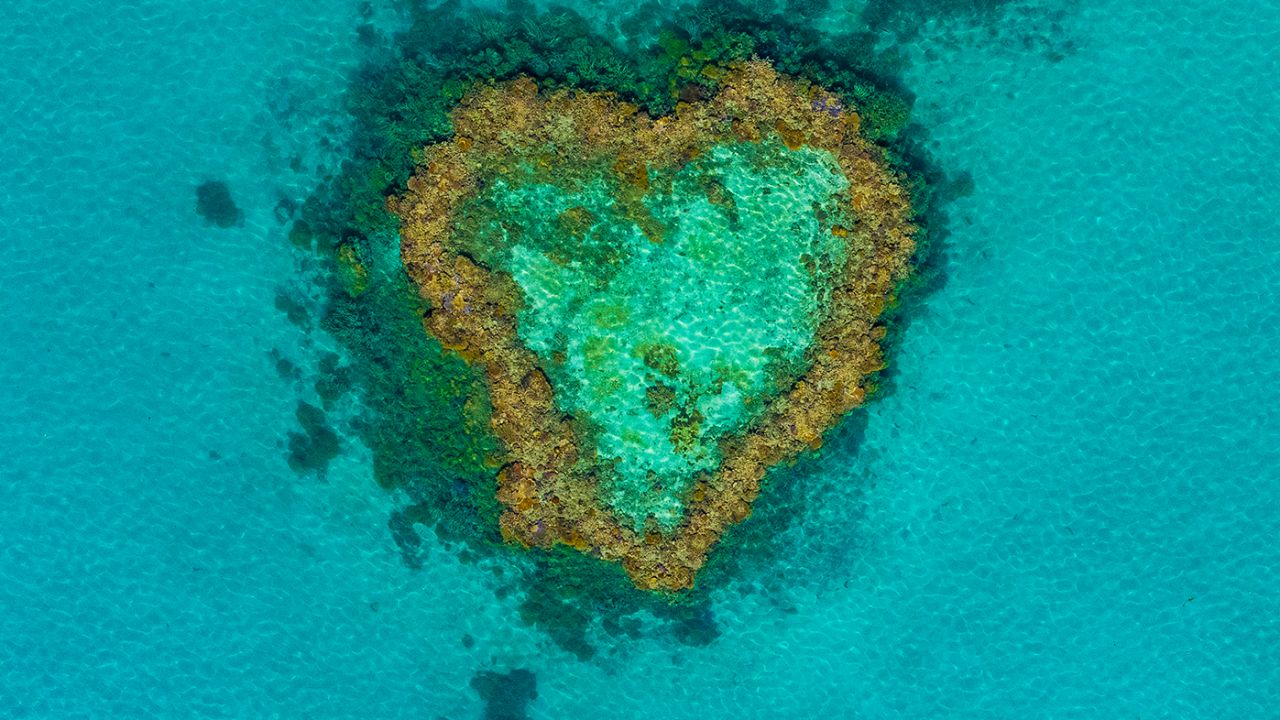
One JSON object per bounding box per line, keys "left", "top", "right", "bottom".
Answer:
{"left": 392, "top": 60, "right": 917, "bottom": 590}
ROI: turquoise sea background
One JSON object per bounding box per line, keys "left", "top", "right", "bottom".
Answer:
{"left": 1, "top": 0, "right": 1277, "bottom": 717}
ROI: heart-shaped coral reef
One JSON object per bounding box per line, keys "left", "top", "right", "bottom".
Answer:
{"left": 392, "top": 60, "right": 916, "bottom": 590}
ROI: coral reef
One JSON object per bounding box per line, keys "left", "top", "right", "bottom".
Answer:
{"left": 392, "top": 61, "right": 917, "bottom": 590}
{"left": 289, "top": 0, "right": 958, "bottom": 657}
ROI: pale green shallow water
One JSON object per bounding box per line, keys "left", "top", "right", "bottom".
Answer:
{"left": 485, "top": 140, "right": 850, "bottom": 528}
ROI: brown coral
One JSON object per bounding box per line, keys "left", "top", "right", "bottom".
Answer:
{"left": 390, "top": 61, "right": 917, "bottom": 591}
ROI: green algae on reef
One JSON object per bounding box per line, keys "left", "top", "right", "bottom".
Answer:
{"left": 319, "top": 257, "right": 503, "bottom": 546}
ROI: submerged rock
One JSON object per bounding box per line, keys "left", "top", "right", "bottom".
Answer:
{"left": 470, "top": 668, "right": 537, "bottom": 720}
{"left": 195, "top": 180, "right": 243, "bottom": 228}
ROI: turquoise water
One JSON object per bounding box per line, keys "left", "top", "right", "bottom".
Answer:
{"left": 2, "top": 2, "right": 1277, "bottom": 719}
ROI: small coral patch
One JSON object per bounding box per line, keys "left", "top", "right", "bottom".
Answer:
{"left": 195, "top": 180, "right": 243, "bottom": 228}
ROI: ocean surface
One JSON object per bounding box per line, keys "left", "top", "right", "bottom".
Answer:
{"left": 1, "top": 0, "right": 1277, "bottom": 718}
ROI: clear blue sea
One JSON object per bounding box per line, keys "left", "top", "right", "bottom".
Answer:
{"left": 2, "top": 1, "right": 1277, "bottom": 718}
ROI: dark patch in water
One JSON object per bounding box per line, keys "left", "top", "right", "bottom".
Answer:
{"left": 273, "top": 194, "right": 298, "bottom": 224}
{"left": 273, "top": 290, "right": 312, "bottom": 329}
{"left": 287, "top": 401, "right": 342, "bottom": 474}
{"left": 470, "top": 668, "right": 538, "bottom": 720}
{"left": 271, "top": 349, "right": 302, "bottom": 380}
{"left": 387, "top": 502, "right": 432, "bottom": 570}
{"left": 666, "top": 604, "right": 720, "bottom": 646}
{"left": 195, "top": 180, "right": 243, "bottom": 228}
{"left": 356, "top": 23, "right": 380, "bottom": 47}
